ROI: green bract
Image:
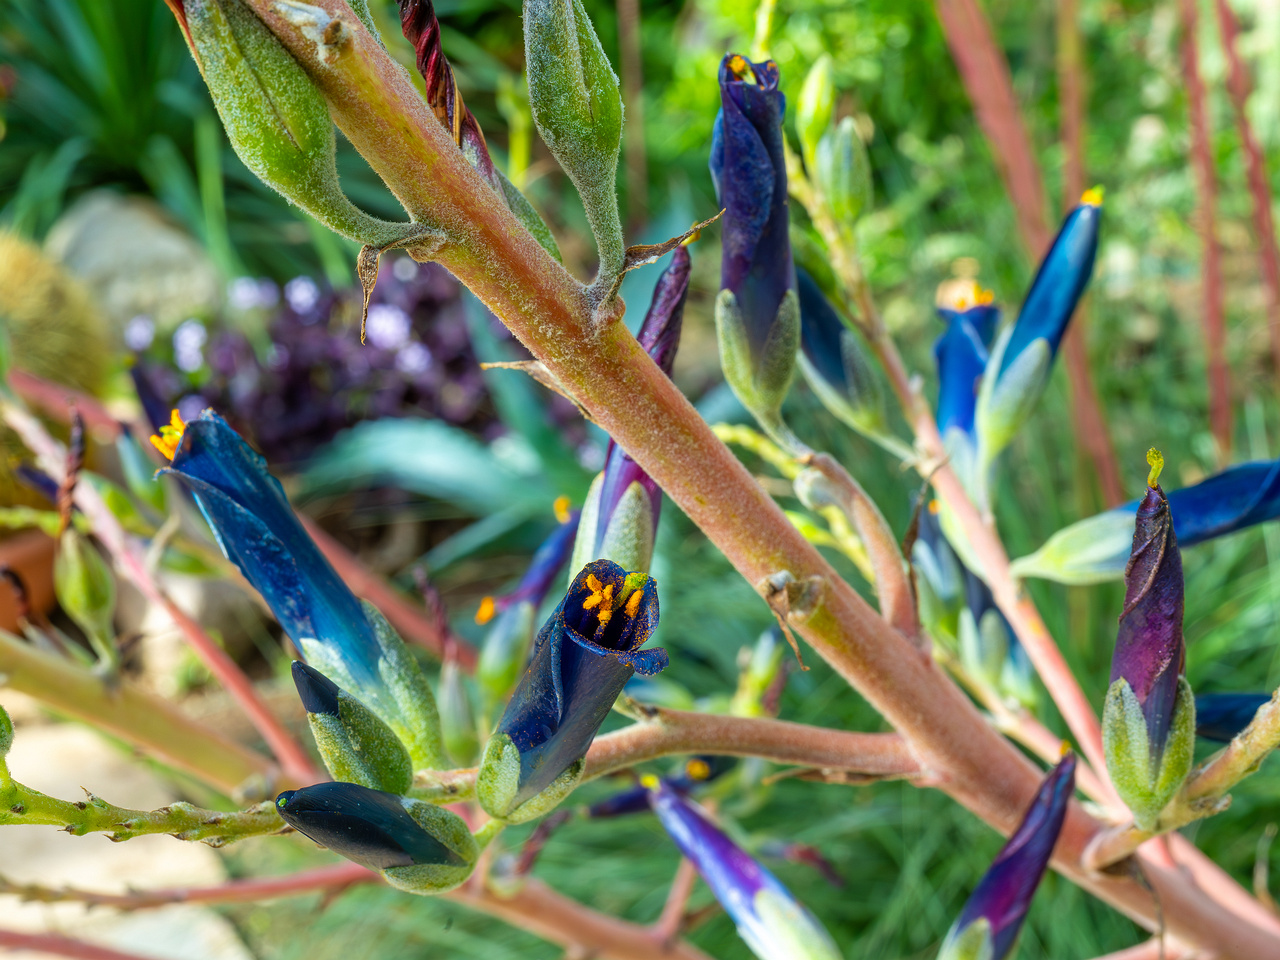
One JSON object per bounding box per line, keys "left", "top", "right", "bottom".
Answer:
{"left": 569, "top": 472, "right": 655, "bottom": 575}
{"left": 814, "top": 117, "right": 872, "bottom": 227}
{"left": 307, "top": 696, "right": 413, "bottom": 794}
{"left": 796, "top": 55, "right": 834, "bottom": 172}
{"left": 716, "top": 288, "right": 801, "bottom": 450}
{"left": 523, "top": 0, "right": 624, "bottom": 280}
{"left": 1102, "top": 676, "right": 1196, "bottom": 831}
{"left": 54, "top": 529, "right": 117, "bottom": 663}
{"left": 475, "top": 732, "right": 585, "bottom": 824}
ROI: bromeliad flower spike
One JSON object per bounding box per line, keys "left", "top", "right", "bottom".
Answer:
{"left": 938, "top": 753, "right": 1076, "bottom": 960}
{"left": 157, "top": 409, "right": 445, "bottom": 769}
{"left": 645, "top": 776, "right": 842, "bottom": 960}
{"left": 275, "top": 781, "right": 477, "bottom": 895}
{"left": 476, "top": 560, "right": 666, "bottom": 823}
{"left": 975, "top": 191, "right": 1102, "bottom": 479}
{"left": 1102, "top": 450, "right": 1196, "bottom": 830}
{"left": 711, "top": 54, "right": 801, "bottom": 447}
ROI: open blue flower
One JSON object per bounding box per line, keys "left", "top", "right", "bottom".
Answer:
{"left": 940, "top": 754, "right": 1075, "bottom": 960}
{"left": 646, "top": 776, "right": 841, "bottom": 960}
{"left": 159, "top": 410, "right": 381, "bottom": 690}
{"left": 477, "top": 560, "right": 667, "bottom": 822}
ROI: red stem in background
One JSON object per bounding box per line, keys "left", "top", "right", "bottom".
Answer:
{"left": 616, "top": 0, "right": 648, "bottom": 227}
{"left": 1180, "top": 0, "right": 1233, "bottom": 463}
{"left": 0, "top": 930, "right": 160, "bottom": 960}
{"left": 1215, "top": 0, "right": 1280, "bottom": 388}
{"left": 932, "top": 0, "right": 1124, "bottom": 506}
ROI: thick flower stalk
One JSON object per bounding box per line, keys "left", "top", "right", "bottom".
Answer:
{"left": 711, "top": 54, "right": 800, "bottom": 448}
{"left": 572, "top": 247, "right": 690, "bottom": 573}
{"left": 275, "top": 781, "right": 477, "bottom": 894}
{"left": 157, "top": 410, "right": 444, "bottom": 769}
{"left": 645, "top": 776, "right": 841, "bottom": 960}
{"left": 1013, "top": 457, "right": 1280, "bottom": 584}
{"left": 476, "top": 560, "right": 666, "bottom": 823}
{"left": 476, "top": 505, "right": 581, "bottom": 706}
{"left": 1102, "top": 451, "right": 1196, "bottom": 830}
{"left": 938, "top": 753, "right": 1076, "bottom": 960}
{"left": 975, "top": 192, "right": 1102, "bottom": 483}
{"left": 1194, "top": 693, "right": 1270, "bottom": 743}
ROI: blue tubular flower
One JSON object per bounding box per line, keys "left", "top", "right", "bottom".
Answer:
{"left": 159, "top": 410, "right": 444, "bottom": 768}
{"left": 1102, "top": 452, "right": 1196, "bottom": 830}
{"left": 276, "top": 781, "right": 477, "bottom": 894}
{"left": 1012, "top": 458, "right": 1280, "bottom": 585}
{"left": 976, "top": 192, "right": 1102, "bottom": 470}
{"left": 477, "top": 560, "right": 667, "bottom": 822}
{"left": 158, "top": 411, "right": 379, "bottom": 685}
{"left": 796, "top": 268, "right": 894, "bottom": 448}
{"left": 1195, "top": 693, "right": 1271, "bottom": 742}
{"left": 711, "top": 54, "right": 800, "bottom": 443}
{"left": 939, "top": 753, "right": 1075, "bottom": 960}
{"left": 934, "top": 279, "right": 999, "bottom": 440}
{"left": 646, "top": 777, "right": 841, "bottom": 960}
{"left": 573, "top": 248, "right": 689, "bottom": 574}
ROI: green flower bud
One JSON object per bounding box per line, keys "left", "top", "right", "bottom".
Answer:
{"left": 814, "top": 117, "right": 872, "bottom": 227}
{"left": 1007, "top": 508, "right": 1135, "bottom": 585}
{"left": 1103, "top": 676, "right": 1196, "bottom": 830}
{"left": 477, "top": 600, "right": 536, "bottom": 707}
{"left": 959, "top": 607, "right": 1008, "bottom": 694}
{"left": 523, "top": 0, "right": 624, "bottom": 280}
{"left": 180, "top": 0, "right": 427, "bottom": 250}
{"left": 292, "top": 662, "right": 412, "bottom": 793}
{"left": 301, "top": 601, "right": 445, "bottom": 771}
{"left": 796, "top": 54, "right": 834, "bottom": 173}
{"left": 438, "top": 657, "right": 480, "bottom": 766}
{"left": 54, "top": 529, "right": 117, "bottom": 664}
{"left": 569, "top": 471, "right": 656, "bottom": 575}
{"left": 729, "top": 628, "right": 784, "bottom": 718}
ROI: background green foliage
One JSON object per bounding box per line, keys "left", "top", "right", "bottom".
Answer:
{"left": 3, "top": 0, "right": 1280, "bottom": 957}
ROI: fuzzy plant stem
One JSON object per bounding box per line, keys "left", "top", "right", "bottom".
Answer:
{"left": 217, "top": 6, "right": 1280, "bottom": 955}
{"left": 931, "top": 0, "right": 1124, "bottom": 505}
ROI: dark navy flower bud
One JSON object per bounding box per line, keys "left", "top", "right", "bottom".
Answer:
{"left": 476, "top": 560, "right": 666, "bottom": 822}
{"left": 940, "top": 754, "right": 1075, "bottom": 960}
{"left": 276, "top": 781, "right": 477, "bottom": 894}
{"left": 160, "top": 411, "right": 444, "bottom": 769}
{"left": 1102, "top": 451, "right": 1195, "bottom": 829}
{"left": 934, "top": 279, "right": 999, "bottom": 444}
{"left": 1195, "top": 693, "right": 1271, "bottom": 742}
{"left": 292, "top": 662, "right": 412, "bottom": 794}
{"left": 976, "top": 192, "right": 1101, "bottom": 468}
{"left": 711, "top": 55, "right": 799, "bottom": 444}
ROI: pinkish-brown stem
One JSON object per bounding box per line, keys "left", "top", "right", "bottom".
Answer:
{"left": 651, "top": 858, "right": 700, "bottom": 945}
{"left": 1214, "top": 0, "right": 1280, "bottom": 388}
{"left": 0, "top": 931, "right": 158, "bottom": 960}
{"left": 1179, "top": 0, "right": 1232, "bottom": 462}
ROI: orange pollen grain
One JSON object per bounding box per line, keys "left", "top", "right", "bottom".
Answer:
{"left": 475, "top": 596, "right": 496, "bottom": 625}
{"left": 624, "top": 589, "right": 642, "bottom": 619}
{"left": 553, "top": 495, "right": 572, "bottom": 525}
{"left": 686, "top": 758, "right": 712, "bottom": 780}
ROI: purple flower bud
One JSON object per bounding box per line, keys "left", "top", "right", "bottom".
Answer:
{"left": 710, "top": 55, "right": 796, "bottom": 361}
{"left": 1110, "top": 477, "right": 1185, "bottom": 756}
{"left": 646, "top": 778, "right": 841, "bottom": 960}
{"left": 943, "top": 754, "right": 1076, "bottom": 960}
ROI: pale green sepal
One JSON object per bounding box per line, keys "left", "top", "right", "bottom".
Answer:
{"left": 596, "top": 481, "right": 655, "bottom": 573}
{"left": 438, "top": 658, "right": 480, "bottom": 766}
{"left": 496, "top": 168, "right": 563, "bottom": 263}
{"left": 301, "top": 603, "right": 446, "bottom": 771}
{"left": 757, "top": 289, "right": 801, "bottom": 404}
{"left": 814, "top": 117, "right": 872, "bottom": 226}
{"left": 959, "top": 608, "right": 1008, "bottom": 693}
{"left": 477, "top": 600, "right": 537, "bottom": 707}
{"left": 715, "top": 288, "right": 801, "bottom": 452}
{"left": 475, "top": 732, "right": 585, "bottom": 823}
{"left": 569, "top": 472, "right": 605, "bottom": 576}
{"left": 746, "top": 887, "right": 843, "bottom": 960}
{"left": 1103, "top": 676, "right": 1196, "bottom": 831}
{"left": 796, "top": 55, "right": 834, "bottom": 173}
{"left": 975, "top": 330, "right": 1051, "bottom": 477}
{"left": 524, "top": 0, "right": 624, "bottom": 280}
{"left": 0, "top": 702, "right": 13, "bottom": 757}
{"left": 307, "top": 691, "right": 413, "bottom": 793}
{"left": 938, "top": 917, "right": 995, "bottom": 960}
{"left": 54, "top": 529, "right": 117, "bottom": 665}
{"left": 380, "top": 797, "right": 478, "bottom": 895}
{"left": 1008, "top": 511, "right": 1134, "bottom": 585}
